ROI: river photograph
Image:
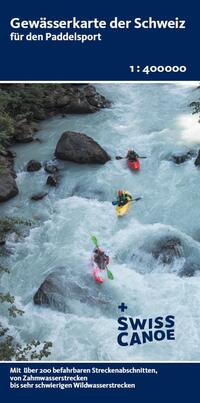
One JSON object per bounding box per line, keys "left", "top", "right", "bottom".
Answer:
{"left": 0, "top": 82, "right": 200, "bottom": 361}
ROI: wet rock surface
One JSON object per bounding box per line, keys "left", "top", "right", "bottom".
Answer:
{"left": 46, "top": 175, "right": 58, "bottom": 187}
{"left": 55, "top": 131, "right": 111, "bottom": 164}
{"left": 31, "top": 192, "right": 48, "bottom": 201}
{"left": 44, "top": 161, "right": 58, "bottom": 174}
{"left": 33, "top": 267, "right": 109, "bottom": 312}
{"left": 0, "top": 173, "right": 19, "bottom": 202}
{"left": 180, "top": 262, "right": 200, "bottom": 277}
{"left": 194, "top": 150, "right": 200, "bottom": 166}
{"left": 152, "top": 237, "right": 184, "bottom": 264}
{"left": 27, "top": 160, "right": 42, "bottom": 172}
{"left": 0, "top": 149, "right": 19, "bottom": 202}
{"left": 171, "top": 151, "right": 193, "bottom": 164}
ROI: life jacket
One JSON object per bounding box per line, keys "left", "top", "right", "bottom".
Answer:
{"left": 94, "top": 248, "right": 109, "bottom": 270}
{"left": 128, "top": 151, "right": 138, "bottom": 161}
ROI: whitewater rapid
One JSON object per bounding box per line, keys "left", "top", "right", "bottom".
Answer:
{"left": 1, "top": 83, "right": 200, "bottom": 361}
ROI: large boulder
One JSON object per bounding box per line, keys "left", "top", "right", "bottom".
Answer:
{"left": 152, "top": 238, "right": 184, "bottom": 264}
{"left": 33, "top": 267, "right": 109, "bottom": 312}
{"left": 55, "top": 131, "right": 111, "bottom": 164}
{"left": 0, "top": 172, "right": 19, "bottom": 202}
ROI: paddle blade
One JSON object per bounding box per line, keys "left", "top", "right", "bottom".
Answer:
{"left": 112, "top": 201, "right": 117, "bottom": 206}
{"left": 106, "top": 268, "right": 114, "bottom": 280}
{"left": 134, "top": 197, "right": 143, "bottom": 202}
{"left": 91, "top": 235, "right": 99, "bottom": 247}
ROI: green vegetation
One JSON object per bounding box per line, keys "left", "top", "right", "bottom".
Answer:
{"left": 0, "top": 325, "right": 53, "bottom": 361}
{"left": 0, "top": 216, "right": 52, "bottom": 360}
{"left": 0, "top": 83, "right": 60, "bottom": 148}
{"left": 0, "top": 163, "right": 7, "bottom": 175}
{"left": 0, "top": 216, "right": 32, "bottom": 244}
{"left": 0, "top": 282, "right": 52, "bottom": 360}
{"left": 0, "top": 112, "right": 14, "bottom": 147}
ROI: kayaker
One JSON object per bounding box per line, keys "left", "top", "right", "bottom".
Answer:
{"left": 117, "top": 190, "right": 132, "bottom": 206}
{"left": 93, "top": 247, "right": 109, "bottom": 271}
{"left": 126, "top": 149, "right": 139, "bottom": 162}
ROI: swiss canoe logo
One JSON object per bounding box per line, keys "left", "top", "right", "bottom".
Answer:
{"left": 117, "top": 303, "right": 175, "bottom": 346}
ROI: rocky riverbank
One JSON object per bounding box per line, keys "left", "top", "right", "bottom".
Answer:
{"left": 0, "top": 84, "right": 111, "bottom": 202}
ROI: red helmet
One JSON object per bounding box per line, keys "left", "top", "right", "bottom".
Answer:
{"left": 118, "top": 190, "right": 123, "bottom": 195}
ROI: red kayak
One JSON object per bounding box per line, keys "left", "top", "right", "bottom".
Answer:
{"left": 128, "top": 159, "right": 140, "bottom": 171}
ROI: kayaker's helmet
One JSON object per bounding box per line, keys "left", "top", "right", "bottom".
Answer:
{"left": 118, "top": 190, "right": 123, "bottom": 196}
{"left": 95, "top": 247, "right": 103, "bottom": 254}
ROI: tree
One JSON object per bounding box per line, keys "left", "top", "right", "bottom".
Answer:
{"left": 0, "top": 217, "right": 52, "bottom": 360}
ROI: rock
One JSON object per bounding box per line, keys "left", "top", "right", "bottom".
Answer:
{"left": 27, "top": 160, "right": 42, "bottom": 172}
{"left": 152, "top": 238, "right": 184, "bottom": 264}
{"left": 0, "top": 84, "right": 110, "bottom": 149}
{"left": 194, "top": 150, "right": 200, "bottom": 166}
{"left": 31, "top": 192, "right": 48, "bottom": 201}
{"left": 0, "top": 244, "right": 13, "bottom": 256}
{"left": 14, "top": 123, "right": 34, "bottom": 143}
{"left": 62, "top": 98, "right": 96, "bottom": 114}
{"left": 55, "top": 131, "right": 111, "bottom": 164}
{"left": 0, "top": 151, "right": 16, "bottom": 172}
{"left": 56, "top": 95, "right": 71, "bottom": 107}
{"left": 84, "top": 84, "right": 111, "bottom": 109}
{"left": 56, "top": 85, "right": 110, "bottom": 114}
{"left": 0, "top": 234, "right": 6, "bottom": 245}
{"left": 31, "top": 122, "right": 39, "bottom": 132}
{"left": 180, "top": 262, "right": 199, "bottom": 277}
{"left": 0, "top": 149, "right": 16, "bottom": 159}
{"left": 44, "top": 161, "right": 58, "bottom": 174}
{"left": 171, "top": 151, "right": 193, "bottom": 164}
{"left": 33, "top": 267, "right": 109, "bottom": 312}
{"left": 46, "top": 175, "right": 57, "bottom": 187}
{"left": 0, "top": 172, "right": 19, "bottom": 202}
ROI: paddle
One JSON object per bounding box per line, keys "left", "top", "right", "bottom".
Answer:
{"left": 112, "top": 197, "right": 142, "bottom": 206}
{"left": 105, "top": 266, "right": 114, "bottom": 280}
{"left": 91, "top": 236, "right": 114, "bottom": 280}
{"left": 116, "top": 155, "right": 147, "bottom": 160}
{"left": 91, "top": 235, "right": 99, "bottom": 248}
